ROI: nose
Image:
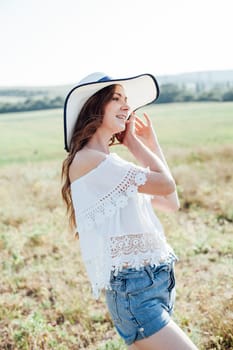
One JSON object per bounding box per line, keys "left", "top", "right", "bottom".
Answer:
{"left": 121, "top": 101, "right": 130, "bottom": 112}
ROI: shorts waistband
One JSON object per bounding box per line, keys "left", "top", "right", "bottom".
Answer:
{"left": 111, "top": 252, "right": 178, "bottom": 279}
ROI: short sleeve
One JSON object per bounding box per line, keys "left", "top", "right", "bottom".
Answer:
{"left": 72, "top": 153, "right": 149, "bottom": 233}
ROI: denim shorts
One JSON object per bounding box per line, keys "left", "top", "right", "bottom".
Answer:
{"left": 105, "top": 257, "right": 177, "bottom": 345}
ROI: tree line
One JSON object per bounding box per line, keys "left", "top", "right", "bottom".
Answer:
{"left": 0, "top": 85, "right": 233, "bottom": 113}
{"left": 0, "top": 96, "right": 64, "bottom": 113}
{"left": 156, "top": 84, "right": 233, "bottom": 103}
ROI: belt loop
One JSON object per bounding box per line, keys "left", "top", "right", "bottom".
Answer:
{"left": 144, "top": 265, "right": 154, "bottom": 282}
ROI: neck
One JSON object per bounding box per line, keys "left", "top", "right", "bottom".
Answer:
{"left": 86, "top": 129, "right": 112, "bottom": 154}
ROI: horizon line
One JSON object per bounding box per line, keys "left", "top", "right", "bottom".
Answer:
{"left": 1, "top": 68, "right": 233, "bottom": 89}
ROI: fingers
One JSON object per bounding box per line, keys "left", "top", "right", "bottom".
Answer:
{"left": 133, "top": 112, "right": 152, "bottom": 127}
{"left": 135, "top": 116, "right": 145, "bottom": 128}
{"left": 143, "top": 112, "right": 152, "bottom": 126}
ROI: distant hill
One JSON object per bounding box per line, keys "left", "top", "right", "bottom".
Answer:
{"left": 157, "top": 70, "right": 233, "bottom": 88}
{"left": 0, "top": 70, "right": 233, "bottom": 98}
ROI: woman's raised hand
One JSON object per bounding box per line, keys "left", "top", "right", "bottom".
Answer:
{"left": 117, "top": 112, "right": 159, "bottom": 153}
{"left": 134, "top": 112, "right": 158, "bottom": 152}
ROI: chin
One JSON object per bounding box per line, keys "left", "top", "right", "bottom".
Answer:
{"left": 110, "top": 122, "right": 126, "bottom": 135}
{"left": 116, "top": 125, "right": 126, "bottom": 133}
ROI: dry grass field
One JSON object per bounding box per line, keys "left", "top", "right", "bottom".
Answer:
{"left": 0, "top": 102, "right": 232, "bottom": 349}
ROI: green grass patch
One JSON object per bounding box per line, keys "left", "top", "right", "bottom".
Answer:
{"left": 1, "top": 102, "right": 233, "bottom": 165}
{"left": 143, "top": 101, "right": 233, "bottom": 147}
{"left": 0, "top": 108, "right": 65, "bottom": 165}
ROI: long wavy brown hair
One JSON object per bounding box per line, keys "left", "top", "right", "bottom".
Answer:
{"left": 61, "top": 84, "right": 118, "bottom": 232}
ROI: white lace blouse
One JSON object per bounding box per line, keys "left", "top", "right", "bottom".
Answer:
{"left": 71, "top": 153, "right": 174, "bottom": 298}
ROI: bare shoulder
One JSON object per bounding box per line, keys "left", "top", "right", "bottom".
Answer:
{"left": 69, "top": 148, "right": 108, "bottom": 183}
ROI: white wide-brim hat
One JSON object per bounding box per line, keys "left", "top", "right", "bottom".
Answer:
{"left": 63, "top": 72, "right": 160, "bottom": 151}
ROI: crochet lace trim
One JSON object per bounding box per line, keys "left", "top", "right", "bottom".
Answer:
{"left": 110, "top": 232, "right": 170, "bottom": 272}
{"left": 76, "top": 167, "right": 148, "bottom": 232}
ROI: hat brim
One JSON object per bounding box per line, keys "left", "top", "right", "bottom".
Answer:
{"left": 64, "top": 73, "right": 159, "bottom": 151}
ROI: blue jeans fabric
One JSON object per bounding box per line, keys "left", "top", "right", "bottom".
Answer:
{"left": 105, "top": 257, "right": 177, "bottom": 345}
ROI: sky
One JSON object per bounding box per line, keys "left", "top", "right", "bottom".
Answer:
{"left": 0, "top": 0, "right": 233, "bottom": 86}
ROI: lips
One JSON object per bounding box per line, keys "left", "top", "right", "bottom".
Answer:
{"left": 116, "top": 115, "right": 127, "bottom": 120}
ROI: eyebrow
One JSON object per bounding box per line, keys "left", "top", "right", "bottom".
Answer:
{"left": 114, "top": 92, "right": 128, "bottom": 102}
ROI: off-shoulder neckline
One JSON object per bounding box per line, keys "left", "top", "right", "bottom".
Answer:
{"left": 70, "top": 153, "right": 117, "bottom": 186}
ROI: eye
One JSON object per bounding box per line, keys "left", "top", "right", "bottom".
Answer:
{"left": 112, "top": 96, "right": 119, "bottom": 101}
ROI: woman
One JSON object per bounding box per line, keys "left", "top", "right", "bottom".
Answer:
{"left": 62, "top": 73, "right": 198, "bottom": 350}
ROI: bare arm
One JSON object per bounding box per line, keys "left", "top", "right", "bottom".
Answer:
{"left": 122, "top": 113, "right": 176, "bottom": 196}
{"left": 123, "top": 112, "right": 180, "bottom": 210}
{"left": 136, "top": 112, "right": 180, "bottom": 211}
{"left": 151, "top": 191, "right": 180, "bottom": 212}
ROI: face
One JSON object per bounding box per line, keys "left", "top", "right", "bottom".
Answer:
{"left": 101, "top": 85, "right": 130, "bottom": 135}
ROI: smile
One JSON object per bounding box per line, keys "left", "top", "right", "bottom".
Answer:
{"left": 116, "top": 115, "right": 127, "bottom": 120}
